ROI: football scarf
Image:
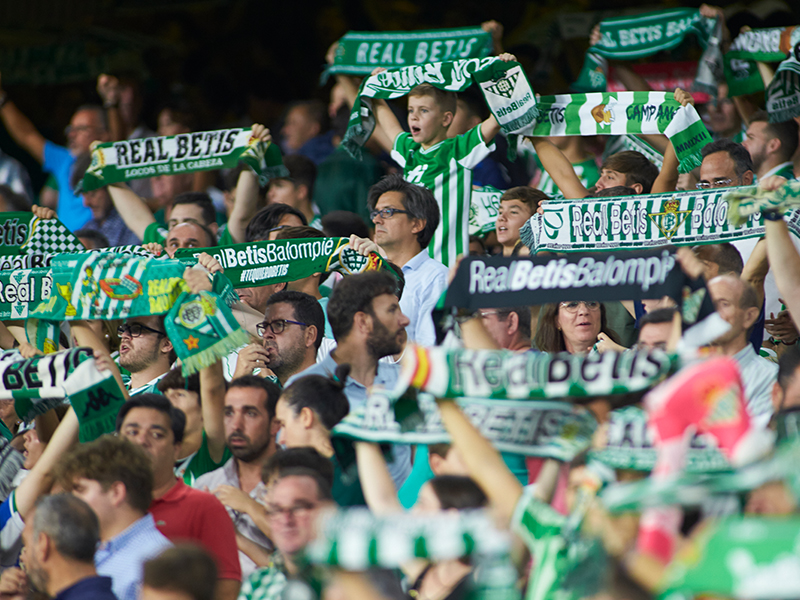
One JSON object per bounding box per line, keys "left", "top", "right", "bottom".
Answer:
{"left": 526, "top": 91, "right": 712, "bottom": 173}
{"left": 0, "top": 268, "right": 53, "bottom": 320}
{"left": 0, "top": 212, "right": 85, "bottom": 269}
{"left": 725, "top": 179, "right": 800, "bottom": 227}
{"left": 77, "top": 129, "right": 288, "bottom": 192}
{"left": 573, "top": 9, "right": 722, "bottom": 96}
{"left": 174, "top": 237, "right": 392, "bottom": 288}
{"left": 334, "top": 390, "right": 597, "bottom": 462}
{"left": 0, "top": 348, "right": 127, "bottom": 442}
{"left": 469, "top": 185, "right": 503, "bottom": 237}
{"left": 766, "top": 27, "right": 800, "bottom": 123}
{"left": 724, "top": 26, "right": 799, "bottom": 100}
{"left": 323, "top": 27, "right": 493, "bottom": 79}
{"left": 522, "top": 187, "right": 800, "bottom": 254}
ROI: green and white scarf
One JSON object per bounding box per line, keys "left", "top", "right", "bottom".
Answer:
{"left": 78, "top": 129, "right": 288, "bottom": 192}
{"left": 573, "top": 9, "right": 721, "bottom": 96}
{"left": 468, "top": 185, "right": 503, "bottom": 237}
{"left": 175, "top": 237, "right": 393, "bottom": 288}
{"left": 528, "top": 91, "right": 712, "bottom": 172}
{"left": 0, "top": 268, "right": 53, "bottom": 320}
{"left": 0, "top": 347, "right": 127, "bottom": 442}
{"left": 523, "top": 187, "right": 800, "bottom": 254}
{"left": 393, "top": 346, "right": 677, "bottom": 402}
{"left": 335, "top": 390, "right": 596, "bottom": 462}
{"left": 24, "top": 318, "right": 60, "bottom": 354}
{"left": 305, "top": 508, "right": 519, "bottom": 600}
{"left": 725, "top": 179, "right": 800, "bottom": 227}
{"left": 660, "top": 516, "right": 800, "bottom": 599}
{"left": 601, "top": 439, "right": 800, "bottom": 513}
{"left": 323, "top": 27, "right": 493, "bottom": 79}
{"left": 0, "top": 212, "right": 85, "bottom": 269}
{"left": 724, "top": 26, "right": 797, "bottom": 97}
{"left": 766, "top": 27, "right": 800, "bottom": 123}
{"left": 590, "top": 406, "right": 730, "bottom": 475}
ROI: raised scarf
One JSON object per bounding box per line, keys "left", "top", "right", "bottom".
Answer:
{"left": 323, "top": 27, "right": 492, "bottom": 80}
{"left": 725, "top": 179, "right": 800, "bottom": 227}
{"left": 468, "top": 185, "right": 503, "bottom": 237}
{"left": 522, "top": 187, "right": 800, "bottom": 254}
{"left": 573, "top": 9, "right": 722, "bottom": 96}
{"left": 0, "top": 212, "right": 84, "bottom": 269}
{"left": 78, "top": 129, "right": 288, "bottom": 192}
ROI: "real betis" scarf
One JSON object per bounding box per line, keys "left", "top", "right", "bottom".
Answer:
{"left": 0, "top": 347, "right": 127, "bottom": 442}
{"left": 0, "top": 268, "right": 53, "bottom": 320}
{"left": 175, "top": 237, "right": 392, "bottom": 288}
{"left": 393, "top": 345, "right": 677, "bottom": 402}
{"left": 468, "top": 185, "right": 502, "bottom": 237}
{"left": 0, "top": 212, "right": 85, "bottom": 269}
{"left": 522, "top": 187, "right": 800, "bottom": 254}
{"left": 334, "top": 390, "right": 597, "bottom": 462}
{"left": 527, "top": 91, "right": 712, "bottom": 172}
{"left": 765, "top": 27, "right": 800, "bottom": 123}
{"left": 323, "top": 27, "right": 493, "bottom": 80}
{"left": 573, "top": 9, "right": 722, "bottom": 96}
{"left": 78, "top": 129, "right": 288, "bottom": 192}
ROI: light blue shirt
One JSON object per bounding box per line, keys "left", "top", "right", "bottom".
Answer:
{"left": 287, "top": 353, "right": 412, "bottom": 487}
{"left": 42, "top": 141, "right": 92, "bottom": 231}
{"left": 400, "top": 250, "right": 448, "bottom": 346}
{"left": 95, "top": 514, "right": 172, "bottom": 600}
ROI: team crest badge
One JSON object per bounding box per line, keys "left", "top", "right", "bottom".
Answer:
{"left": 648, "top": 198, "right": 692, "bottom": 240}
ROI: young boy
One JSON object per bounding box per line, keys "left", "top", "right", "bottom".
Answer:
{"left": 496, "top": 186, "right": 548, "bottom": 256}
{"left": 370, "top": 53, "right": 515, "bottom": 266}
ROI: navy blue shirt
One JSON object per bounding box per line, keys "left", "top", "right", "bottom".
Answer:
{"left": 55, "top": 576, "right": 117, "bottom": 600}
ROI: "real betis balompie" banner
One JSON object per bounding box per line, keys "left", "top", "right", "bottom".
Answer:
{"left": 522, "top": 187, "right": 800, "bottom": 254}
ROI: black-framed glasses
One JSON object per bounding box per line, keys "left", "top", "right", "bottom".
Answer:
{"left": 117, "top": 323, "right": 166, "bottom": 338}
{"left": 559, "top": 301, "right": 600, "bottom": 313}
{"left": 370, "top": 207, "right": 410, "bottom": 221}
{"left": 695, "top": 178, "right": 733, "bottom": 190}
{"left": 256, "top": 319, "right": 308, "bottom": 337}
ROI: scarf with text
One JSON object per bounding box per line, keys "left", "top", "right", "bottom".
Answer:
{"left": 0, "top": 348, "right": 127, "bottom": 442}
{"left": 393, "top": 345, "right": 677, "bottom": 403}
{"left": 766, "top": 27, "right": 800, "bottom": 123}
{"left": 660, "top": 516, "right": 800, "bottom": 600}
{"left": 335, "top": 390, "right": 596, "bottom": 462}
{"left": 0, "top": 212, "right": 85, "bottom": 269}
{"left": 323, "top": 27, "right": 493, "bottom": 80}
{"left": 305, "top": 509, "right": 519, "bottom": 600}
{"left": 468, "top": 185, "right": 503, "bottom": 237}
{"left": 175, "top": 237, "right": 393, "bottom": 288}
{"left": 573, "top": 9, "right": 722, "bottom": 96}
{"left": 77, "top": 129, "right": 288, "bottom": 192}
{"left": 725, "top": 179, "right": 800, "bottom": 227}
{"left": 528, "top": 91, "right": 712, "bottom": 173}
{"left": 522, "top": 187, "right": 800, "bottom": 254}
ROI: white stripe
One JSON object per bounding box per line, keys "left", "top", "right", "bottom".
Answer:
{"left": 447, "top": 164, "right": 459, "bottom": 264}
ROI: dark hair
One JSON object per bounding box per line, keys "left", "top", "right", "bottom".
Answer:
{"left": 321, "top": 211, "right": 370, "bottom": 239}
{"left": 75, "top": 104, "right": 109, "bottom": 132}
{"left": 496, "top": 306, "right": 532, "bottom": 341}
{"left": 0, "top": 185, "right": 31, "bottom": 211}
{"left": 275, "top": 466, "right": 333, "bottom": 501}
{"left": 262, "top": 447, "right": 335, "bottom": 488}
{"left": 167, "top": 222, "right": 216, "bottom": 248}
{"left": 602, "top": 151, "right": 659, "bottom": 194}
{"left": 590, "top": 185, "right": 640, "bottom": 198}
{"left": 778, "top": 345, "right": 800, "bottom": 391}
{"left": 455, "top": 87, "right": 489, "bottom": 122}
{"left": 699, "top": 243, "right": 744, "bottom": 276}
{"left": 281, "top": 364, "right": 350, "bottom": 430}
{"left": 701, "top": 139, "right": 754, "bottom": 180}
{"left": 265, "top": 290, "right": 325, "bottom": 351}
{"left": 750, "top": 110, "right": 800, "bottom": 162}
{"left": 54, "top": 436, "right": 154, "bottom": 513}
{"left": 533, "top": 302, "right": 620, "bottom": 352}
{"left": 33, "top": 494, "right": 99, "bottom": 563}
{"left": 75, "top": 228, "right": 110, "bottom": 249}
{"left": 500, "top": 187, "right": 548, "bottom": 213}
{"left": 327, "top": 271, "right": 399, "bottom": 341}
{"left": 157, "top": 367, "right": 201, "bottom": 399}
{"left": 280, "top": 155, "right": 318, "bottom": 199}
{"left": 228, "top": 376, "right": 281, "bottom": 420}
{"left": 408, "top": 84, "right": 457, "bottom": 117}
{"left": 288, "top": 100, "right": 329, "bottom": 131}
{"left": 367, "top": 174, "right": 440, "bottom": 249}
{"left": 275, "top": 226, "right": 324, "bottom": 241}
{"left": 157, "top": 100, "right": 197, "bottom": 132}
{"left": 639, "top": 307, "right": 677, "bottom": 328}
{"left": 246, "top": 204, "right": 308, "bottom": 242}
{"left": 428, "top": 475, "right": 487, "bottom": 510}
{"left": 144, "top": 544, "right": 218, "bottom": 600}
{"left": 172, "top": 192, "right": 216, "bottom": 227}
{"left": 115, "top": 393, "right": 186, "bottom": 444}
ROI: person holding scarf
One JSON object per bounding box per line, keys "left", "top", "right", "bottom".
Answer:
{"left": 534, "top": 301, "right": 621, "bottom": 354}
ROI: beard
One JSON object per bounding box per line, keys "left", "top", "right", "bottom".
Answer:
{"left": 264, "top": 340, "right": 306, "bottom": 380}
{"left": 366, "top": 317, "right": 404, "bottom": 359}
{"left": 119, "top": 341, "right": 161, "bottom": 374}
{"left": 226, "top": 432, "right": 271, "bottom": 463}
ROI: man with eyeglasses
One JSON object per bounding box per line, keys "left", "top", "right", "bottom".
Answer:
{"left": 350, "top": 174, "right": 447, "bottom": 346}
{"left": 697, "top": 139, "right": 754, "bottom": 191}
{"left": 238, "top": 468, "right": 333, "bottom": 600}
{"left": 0, "top": 74, "right": 108, "bottom": 230}
{"left": 234, "top": 291, "right": 324, "bottom": 386}
{"left": 117, "top": 317, "right": 175, "bottom": 396}
{"left": 634, "top": 307, "right": 677, "bottom": 351}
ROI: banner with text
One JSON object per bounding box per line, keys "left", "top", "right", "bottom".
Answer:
{"left": 0, "top": 212, "right": 85, "bottom": 269}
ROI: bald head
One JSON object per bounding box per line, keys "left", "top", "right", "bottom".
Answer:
{"left": 165, "top": 222, "right": 215, "bottom": 257}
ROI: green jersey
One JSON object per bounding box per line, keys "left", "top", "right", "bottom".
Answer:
{"left": 392, "top": 125, "right": 493, "bottom": 267}
{"left": 534, "top": 156, "right": 600, "bottom": 199}
{"left": 175, "top": 431, "right": 231, "bottom": 486}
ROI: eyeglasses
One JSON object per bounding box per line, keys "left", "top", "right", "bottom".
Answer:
{"left": 117, "top": 323, "right": 166, "bottom": 338}
{"left": 559, "top": 301, "right": 601, "bottom": 313}
{"left": 695, "top": 178, "right": 733, "bottom": 190}
{"left": 370, "top": 207, "right": 411, "bottom": 221}
{"left": 256, "top": 319, "right": 308, "bottom": 336}
{"left": 478, "top": 310, "right": 501, "bottom": 318}
{"left": 265, "top": 501, "right": 317, "bottom": 520}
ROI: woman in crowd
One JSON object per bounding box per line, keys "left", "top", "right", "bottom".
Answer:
{"left": 534, "top": 300, "right": 620, "bottom": 353}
